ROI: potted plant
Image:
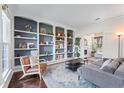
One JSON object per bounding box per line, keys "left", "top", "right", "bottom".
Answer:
{"left": 74, "top": 37, "right": 81, "bottom": 57}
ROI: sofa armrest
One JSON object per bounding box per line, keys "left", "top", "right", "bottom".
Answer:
{"left": 78, "top": 65, "right": 124, "bottom": 88}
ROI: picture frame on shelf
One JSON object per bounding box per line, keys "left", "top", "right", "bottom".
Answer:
{"left": 40, "top": 27, "right": 46, "bottom": 34}
{"left": 18, "top": 42, "right": 27, "bottom": 48}
{"left": 24, "top": 24, "right": 32, "bottom": 32}
{"left": 27, "top": 43, "right": 35, "bottom": 48}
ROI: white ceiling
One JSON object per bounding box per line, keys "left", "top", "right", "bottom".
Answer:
{"left": 12, "top": 4, "right": 124, "bottom": 30}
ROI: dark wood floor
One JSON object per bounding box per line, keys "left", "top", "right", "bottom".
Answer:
{"left": 8, "top": 71, "right": 47, "bottom": 88}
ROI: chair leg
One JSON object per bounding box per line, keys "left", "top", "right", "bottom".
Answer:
{"left": 39, "top": 73, "right": 42, "bottom": 80}
{"left": 19, "top": 75, "right": 25, "bottom": 80}
{"left": 78, "top": 75, "right": 80, "bottom": 80}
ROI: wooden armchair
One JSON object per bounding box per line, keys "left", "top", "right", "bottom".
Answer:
{"left": 20, "top": 56, "right": 41, "bottom": 80}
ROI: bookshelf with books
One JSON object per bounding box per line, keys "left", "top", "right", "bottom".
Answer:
{"left": 14, "top": 16, "right": 38, "bottom": 67}
{"left": 67, "top": 29, "right": 74, "bottom": 58}
{"left": 14, "top": 16, "right": 75, "bottom": 70}
{"left": 55, "top": 27, "right": 65, "bottom": 61}
{"left": 39, "top": 23, "right": 54, "bottom": 62}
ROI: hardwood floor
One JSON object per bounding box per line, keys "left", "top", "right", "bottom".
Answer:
{"left": 8, "top": 71, "right": 47, "bottom": 88}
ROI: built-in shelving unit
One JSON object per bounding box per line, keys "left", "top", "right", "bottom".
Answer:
{"left": 14, "top": 16, "right": 75, "bottom": 70}
{"left": 39, "top": 23, "right": 54, "bottom": 62}
{"left": 67, "top": 29, "right": 74, "bottom": 58}
{"left": 55, "top": 27, "right": 65, "bottom": 60}
{"left": 14, "top": 16, "right": 38, "bottom": 67}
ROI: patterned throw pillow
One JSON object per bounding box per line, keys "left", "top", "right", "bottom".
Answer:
{"left": 30, "top": 56, "right": 39, "bottom": 67}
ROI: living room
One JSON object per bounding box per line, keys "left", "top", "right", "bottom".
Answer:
{"left": 1, "top": 3, "right": 124, "bottom": 89}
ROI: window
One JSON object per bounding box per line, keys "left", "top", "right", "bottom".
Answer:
{"left": 0, "top": 6, "right": 2, "bottom": 85}
{"left": 1, "top": 11, "right": 10, "bottom": 77}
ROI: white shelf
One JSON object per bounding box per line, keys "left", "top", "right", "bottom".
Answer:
{"left": 55, "top": 58, "right": 66, "bottom": 62}
{"left": 39, "top": 44, "right": 53, "bottom": 46}
{"left": 39, "top": 54, "right": 53, "bottom": 57}
{"left": 15, "top": 56, "right": 27, "bottom": 59}
{"left": 39, "top": 33, "right": 54, "bottom": 37}
{"left": 15, "top": 55, "right": 40, "bottom": 59}
{"left": 55, "top": 52, "right": 65, "bottom": 55}
{"left": 56, "top": 36, "right": 65, "bottom": 38}
{"left": 56, "top": 48, "right": 64, "bottom": 49}
{"left": 14, "top": 36, "right": 37, "bottom": 40}
{"left": 15, "top": 29, "right": 37, "bottom": 34}
{"left": 67, "top": 52, "right": 74, "bottom": 54}
{"left": 15, "top": 48, "right": 38, "bottom": 51}
{"left": 56, "top": 40, "right": 64, "bottom": 42}
{"left": 67, "top": 37, "right": 73, "bottom": 39}
{"left": 67, "top": 45, "right": 73, "bottom": 46}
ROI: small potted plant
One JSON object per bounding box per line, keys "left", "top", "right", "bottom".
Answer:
{"left": 74, "top": 37, "right": 81, "bottom": 57}
{"left": 91, "top": 51, "right": 96, "bottom": 57}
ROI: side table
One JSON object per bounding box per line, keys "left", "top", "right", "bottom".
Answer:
{"left": 39, "top": 63, "right": 47, "bottom": 73}
{"left": 83, "top": 58, "right": 88, "bottom": 64}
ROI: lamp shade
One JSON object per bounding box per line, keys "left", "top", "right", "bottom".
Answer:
{"left": 115, "top": 32, "right": 123, "bottom": 36}
{"left": 113, "top": 25, "right": 124, "bottom": 36}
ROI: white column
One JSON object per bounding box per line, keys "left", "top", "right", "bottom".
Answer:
{"left": 73, "top": 30, "right": 75, "bottom": 58}
{"left": 64, "top": 28, "right": 67, "bottom": 60}
{"left": 53, "top": 25, "right": 56, "bottom": 62}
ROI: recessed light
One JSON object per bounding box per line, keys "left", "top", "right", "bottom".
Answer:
{"left": 95, "top": 18, "right": 101, "bottom": 21}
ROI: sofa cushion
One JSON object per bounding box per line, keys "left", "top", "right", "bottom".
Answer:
{"left": 102, "top": 58, "right": 109, "bottom": 62}
{"left": 113, "top": 58, "right": 124, "bottom": 64}
{"left": 114, "top": 61, "right": 124, "bottom": 79}
{"left": 100, "top": 59, "right": 112, "bottom": 69}
{"left": 100, "top": 58, "right": 120, "bottom": 74}
{"left": 92, "top": 60, "right": 104, "bottom": 67}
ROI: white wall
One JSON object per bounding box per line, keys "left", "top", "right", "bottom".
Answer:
{"left": 76, "top": 16, "right": 124, "bottom": 58}
{"left": 14, "top": 9, "right": 77, "bottom": 31}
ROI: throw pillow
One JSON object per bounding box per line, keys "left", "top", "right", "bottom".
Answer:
{"left": 113, "top": 58, "right": 124, "bottom": 64}
{"left": 100, "top": 59, "right": 112, "bottom": 69}
{"left": 114, "top": 61, "right": 124, "bottom": 78}
{"left": 102, "top": 58, "right": 109, "bottom": 62}
{"left": 101, "top": 58, "right": 121, "bottom": 74}
{"left": 30, "top": 56, "right": 39, "bottom": 67}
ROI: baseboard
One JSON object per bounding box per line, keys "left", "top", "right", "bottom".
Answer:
{"left": 1, "top": 69, "right": 13, "bottom": 88}
{"left": 14, "top": 67, "right": 22, "bottom": 72}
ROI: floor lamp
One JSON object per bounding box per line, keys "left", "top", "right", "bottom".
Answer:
{"left": 116, "top": 33, "right": 123, "bottom": 58}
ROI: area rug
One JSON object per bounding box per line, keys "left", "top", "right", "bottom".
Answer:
{"left": 42, "top": 63, "right": 98, "bottom": 88}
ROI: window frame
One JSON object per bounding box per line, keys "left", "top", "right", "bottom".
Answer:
{"left": 1, "top": 10, "right": 10, "bottom": 79}
{"left": 0, "top": 5, "right": 3, "bottom": 86}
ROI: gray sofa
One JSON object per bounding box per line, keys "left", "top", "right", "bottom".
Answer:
{"left": 78, "top": 58, "right": 124, "bottom": 88}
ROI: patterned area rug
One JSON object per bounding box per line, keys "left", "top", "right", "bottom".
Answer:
{"left": 42, "top": 63, "right": 98, "bottom": 88}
